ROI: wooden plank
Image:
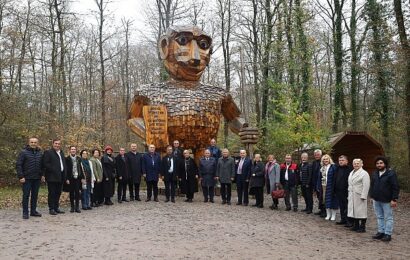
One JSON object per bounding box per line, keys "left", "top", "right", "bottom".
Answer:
{"left": 143, "top": 105, "right": 169, "bottom": 148}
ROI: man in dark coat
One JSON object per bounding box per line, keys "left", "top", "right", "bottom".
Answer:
{"left": 102, "top": 146, "right": 115, "bottom": 205}
{"left": 311, "top": 149, "right": 325, "bottom": 217}
{"left": 16, "top": 137, "right": 45, "bottom": 219}
{"left": 207, "top": 138, "right": 221, "bottom": 160}
{"left": 370, "top": 156, "right": 400, "bottom": 242}
{"left": 116, "top": 147, "right": 130, "bottom": 203}
{"left": 199, "top": 149, "right": 217, "bottom": 203}
{"left": 161, "top": 145, "right": 179, "bottom": 203}
{"left": 332, "top": 155, "right": 353, "bottom": 225}
{"left": 216, "top": 148, "right": 235, "bottom": 205}
{"left": 125, "top": 143, "right": 143, "bottom": 201}
{"left": 235, "top": 149, "right": 251, "bottom": 206}
{"left": 142, "top": 144, "right": 161, "bottom": 202}
{"left": 249, "top": 154, "right": 265, "bottom": 208}
{"left": 65, "top": 146, "right": 83, "bottom": 213}
{"left": 280, "top": 154, "right": 299, "bottom": 211}
{"left": 178, "top": 149, "right": 198, "bottom": 202}
{"left": 299, "top": 152, "right": 313, "bottom": 214}
{"left": 172, "top": 140, "right": 184, "bottom": 160}
{"left": 43, "top": 138, "right": 67, "bottom": 215}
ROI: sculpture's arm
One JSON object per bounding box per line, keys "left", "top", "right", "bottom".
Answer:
{"left": 127, "top": 94, "right": 150, "bottom": 138}
{"left": 221, "top": 94, "right": 246, "bottom": 134}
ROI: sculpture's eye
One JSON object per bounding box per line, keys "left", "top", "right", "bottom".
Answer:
{"left": 176, "top": 35, "right": 189, "bottom": 45}
{"left": 198, "top": 39, "right": 210, "bottom": 49}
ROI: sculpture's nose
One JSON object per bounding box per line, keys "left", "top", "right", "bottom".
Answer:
{"left": 189, "top": 40, "right": 201, "bottom": 66}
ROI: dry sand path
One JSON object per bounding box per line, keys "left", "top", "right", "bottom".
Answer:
{"left": 1, "top": 193, "right": 409, "bottom": 260}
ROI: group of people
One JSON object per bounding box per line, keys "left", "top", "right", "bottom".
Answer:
{"left": 17, "top": 138, "right": 400, "bottom": 242}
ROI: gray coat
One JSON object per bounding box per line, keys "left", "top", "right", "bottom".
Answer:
{"left": 267, "top": 162, "right": 280, "bottom": 193}
{"left": 347, "top": 168, "right": 370, "bottom": 219}
{"left": 216, "top": 157, "right": 235, "bottom": 184}
{"left": 199, "top": 157, "right": 217, "bottom": 187}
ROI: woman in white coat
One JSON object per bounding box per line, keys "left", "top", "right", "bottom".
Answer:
{"left": 347, "top": 159, "right": 370, "bottom": 232}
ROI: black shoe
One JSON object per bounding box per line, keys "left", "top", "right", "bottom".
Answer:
{"left": 320, "top": 213, "right": 327, "bottom": 218}
{"left": 130, "top": 198, "right": 135, "bottom": 201}
{"left": 171, "top": 198, "right": 175, "bottom": 203}
{"left": 23, "top": 214, "right": 29, "bottom": 219}
{"left": 30, "top": 212, "right": 42, "bottom": 217}
{"left": 372, "top": 233, "right": 385, "bottom": 240}
{"left": 236, "top": 202, "right": 242, "bottom": 205}
{"left": 184, "top": 199, "right": 190, "bottom": 202}
{"left": 222, "top": 201, "right": 226, "bottom": 205}
{"left": 293, "top": 208, "right": 298, "bottom": 212}
{"left": 344, "top": 222, "right": 354, "bottom": 228}
{"left": 314, "top": 211, "right": 322, "bottom": 215}
{"left": 118, "top": 200, "right": 123, "bottom": 203}
{"left": 257, "top": 205, "right": 264, "bottom": 208}
{"left": 49, "top": 210, "right": 57, "bottom": 215}
{"left": 136, "top": 197, "right": 141, "bottom": 201}
{"left": 145, "top": 198, "right": 151, "bottom": 202}
{"left": 55, "top": 209, "right": 65, "bottom": 214}
{"left": 154, "top": 198, "right": 159, "bottom": 202}
{"left": 306, "top": 211, "right": 312, "bottom": 214}
{"left": 122, "top": 199, "right": 130, "bottom": 202}
{"left": 243, "top": 203, "right": 248, "bottom": 206}
{"left": 286, "top": 208, "right": 291, "bottom": 211}
{"left": 82, "top": 207, "right": 88, "bottom": 210}
{"left": 251, "top": 204, "right": 258, "bottom": 207}
{"left": 75, "top": 208, "right": 81, "bottom": 213}
{"left": 188, "top": 199, "right": 193, "bottom": 203}
{"left": 210, "top": 200, "right": 214, "bottom": 203}
{"left": 302, "top": 209, "right": 308, "bottom": 212}
{"left": 381, "top": 235, "right": 391, "bottom": 242}
{"left": 165, "top": 199, "right": 170, "bottom": 202}
{"left": 70, "top": 208, "right": 75, "bottom": 213}
{"left": 87, "top": 207, "right": 92, "bottom": 210}
{"left": 336, "top": 221, "right": 347, "bottom": 225}
{"left": 204, "top": 199, "right": 208, "bottom": 203}
{"left": 356, "top": 227, "right": 366, "bottom": 233}
{"left": 227, "top": 201, "right": 231, "bottom": 205}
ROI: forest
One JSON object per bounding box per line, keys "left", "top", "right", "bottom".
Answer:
{"left": 0, "top": 0, "right": 409, "bottom": 189}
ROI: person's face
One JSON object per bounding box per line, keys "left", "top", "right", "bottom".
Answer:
{"left": 130, "top": 144, "right": 137, "bottom": 152}
{"left": 167, "top": 147, "right": 173, "bottom": 155}
{"left": 285, "top": 156, "right": 292, "bottom": 164}
{"left": 149, "top": 145, "right": 155, "bottom": 153}
{"left": 376, "top": 160, "right": 386, "bottom": 171}
{"left": 93, "top": 150, "right": 100, "bottom": 158}
{"left": 353, "top": 160, "right": 362, "bottom": 170}
{"left": 81, "top": 151, "right": 88, "bottom": 159}
{"left": 210, "top": 139, "right": 216, "bottom": 146}
{"left": 254, "top": 154, "right": 261, "bottom": 161}
{"left": 119, "top": 148, "right": 125, "bottom": 156}
{"left": 222, "top": 150, "right": 229, "bottom": 157}
{"left": 183, "top": 151, "right": 190, "bottom": 158}
{"left": 53, "top": 140, "right": 61, "bottom": 151}
{"left": 28, "top": 138, "right": 38, "bottom": 149}
{"left": 70, "top": 147, "right": 76, "bottom": 156}
{"left": 173, "top": 141, "right": 179, "bottom": 148}
{"left": 204, "top": 150, "right": 211, "bottom": 158}
{"left": 106, "top": 149, "right": 112, "bottom": 155}
{"left": 314, "top": 152, "right": 322, "bottom": 160}
{"left": 338, "top": 158, "right": 348, "bottom": 166}
{"left": 268, "top": 156, "right": 274, "bottom": 162}
{"left": 240, "top": 150, "right": 246, "bottom": 158}
{"left": 322, "top": 157, "right": 330, "bottom": 165}
{"left": 301, "top": 154, "right": 308, "bottom": 162}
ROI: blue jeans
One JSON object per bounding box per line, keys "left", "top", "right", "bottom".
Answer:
{"left": 81, "top": 183, "right": 91, "bottom": 208}
{"left": 22, "top": 179, "right": 41, "bottom": 215}
{"left": 373, "top": 200, "right": 394, "bottom": 235}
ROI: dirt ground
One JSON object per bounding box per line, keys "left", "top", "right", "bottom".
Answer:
{"left": 1, "top": 192, "right": 409, "bottom": 260}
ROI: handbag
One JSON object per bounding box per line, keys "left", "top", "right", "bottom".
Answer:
{"left": 271, "top": 188, "right": 285, "bottom": 199}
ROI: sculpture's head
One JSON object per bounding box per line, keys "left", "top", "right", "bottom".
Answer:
{"left": 158, "top": 25, "right": 212, "bottom": 81}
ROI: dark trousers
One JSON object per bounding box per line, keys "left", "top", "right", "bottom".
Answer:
{"left": 126, "top": 179, "right": 134, "bottom": 199}
{"left": 117, "top": 179, "right": 128, "bottom": 200}
{"left": 254, "top": 187, "right": 264, "bottom": 206}
{"left": 236, "top": 178, "right": 249, "bottom": 204}
{"left": 69, "top": 179, "right": 81, "bottom": 209}
{"left": 22, "top": 179, "right": 41, "bottom": 215}
{"left": 92, "top": 182, "right": 104, "bottom": 204}
{"left": 164, "top": 180, "right": 176, "bottom": 200}
{"left": 336, "top": 191, "right": 348, "bottom": 222}
{"left": 186, "top": 192, "right": 194, "bottom": 200}
{"left": 317, "top": 189, "right": 324, "bottom": 212}
{"left": 47, "top": 181, "right": 62, "bottom": 211}
{"left": 202, "top": 186, "right": 214, "bottom": 201}
{"left": 301, "top": 185, "right": 313, "bottom": 211}
{"left": 132, "top": 182, "right": 141, "bottom": 199}
{"left": 284, "top": 183, "right": 298, "bottom": 209}
{"left": 220, "top": 183, "right": 232, "bottom": 202}
{"left": 146, "top": 180, "right": 158, "bottom": 199}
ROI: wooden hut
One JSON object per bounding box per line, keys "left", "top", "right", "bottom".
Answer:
{"left": 294, "top": 131, "right": 385, "bottom": 174}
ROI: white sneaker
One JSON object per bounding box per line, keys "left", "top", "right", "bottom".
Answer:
{"left": 330, "top": 209, "right": 337, "bottom": 221}
{"left": 325, "top": 208, "right": 331, "bottom": 220}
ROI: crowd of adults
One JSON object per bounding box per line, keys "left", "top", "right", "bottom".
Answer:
{"left": 16, "top": 137, "right": 400, "bottom": 242}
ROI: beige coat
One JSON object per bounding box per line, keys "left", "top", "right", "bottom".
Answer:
{"left": 347, "top": 168, "right": 370, "bottom": 219}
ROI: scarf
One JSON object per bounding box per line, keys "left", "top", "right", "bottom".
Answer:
{"left": 81, "top": 159, "right": 92, "bottom": 180}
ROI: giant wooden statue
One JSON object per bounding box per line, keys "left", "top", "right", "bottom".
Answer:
{"left": 127, "top": 25, "right": 256, "bottom": 157}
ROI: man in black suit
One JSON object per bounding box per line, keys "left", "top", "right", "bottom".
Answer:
{"left": 235, "top": 149, "right": 251, "bottom": 206}
{"left": 161, "top": 145, "right": 179, "bottom": 203}
{"left": 43, "top": 138, "right": 67, "bottom": 215}
{"left": 125, "top": 143, "right": 143, "bottom": 201}
{"left": 116, "top": 147, "right": 130, "bottom": 203}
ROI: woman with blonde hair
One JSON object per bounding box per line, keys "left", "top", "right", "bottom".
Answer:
{"left": 348, "top": 159, "right": 370, "bottom": 232}
{"left": 321, "top": 154, "right": 339, "bottom": 221}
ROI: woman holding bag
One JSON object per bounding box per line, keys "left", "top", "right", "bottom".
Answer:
{"left": 265, "top": 155, "right": 281, "bottom": 210}
{"left": 79, "top": 150, "right": 95, "bottom": 210}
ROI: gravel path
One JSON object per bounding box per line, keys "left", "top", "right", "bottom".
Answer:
{"left": 1, "top": 192, "right": 409, "bottom": 260}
